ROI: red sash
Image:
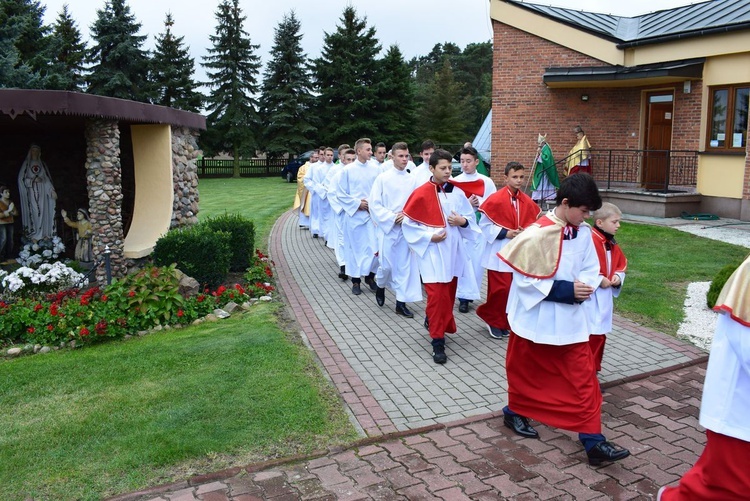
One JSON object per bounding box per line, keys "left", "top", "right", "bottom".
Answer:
{"left": 591, "top": 227, "right": 627, "bottom": 280}
{"left": 479, "top": 186, "right": 541, "bottom": 230}
{"left": 402, "top": 181, "right": 446, "bottom": 228}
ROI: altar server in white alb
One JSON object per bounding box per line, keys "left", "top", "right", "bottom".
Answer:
{"left": 323, "top": 145, "right": 351, "bottom": 280}
{"left": 402, "top": 149, "right": 480, "bottom": 365}
{"left": 451, "top": 146, "right": 497, "bottom": 313}
{"left": 303, "top": 146, "right": 329, "bottom": 238}
{"left": 335, "top": 138, "right": 380, "bottom": 295}
{"left": 584, "top": 202, "right": 627, "bottom": 372}
{"left": 658, "top": 255, "right": 750, "bottom": 501}
{"left": 369, "top": 141, "right": 422, "bottom": 318}
{"left": 411, "top": 140, "right": 436, "bottom": 186}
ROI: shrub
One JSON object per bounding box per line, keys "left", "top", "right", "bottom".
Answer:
{"left": 706, "top": 261, "right": 742, "bottom": 308}
{"left": 201, "top": 213, "right": 255, "bottom": 271}
{"left": 153, "top": 225, "right": 232, "bottom": 288}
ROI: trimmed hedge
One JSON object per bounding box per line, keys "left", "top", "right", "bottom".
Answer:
{"left": 153, "top": 225, "right": 232, "bottom": 288}
{"left": 202, "top": 214, "right": 255, "bottom": 271}
{"left": 706, "top": 261, "right": 742, "bottom": 309}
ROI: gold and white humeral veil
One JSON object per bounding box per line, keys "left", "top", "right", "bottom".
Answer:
{"left": 498, "top": 211, "right": 569, "bottom": 279}
{"left": 715, "top": 255, "right": 750, "bottom": 326}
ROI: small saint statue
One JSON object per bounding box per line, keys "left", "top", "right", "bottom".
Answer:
{"left": 61, "top": 208, "right": 93, "bottom": 263}
{"left": 0, "top": 185, "right": 19, "bottom": 261}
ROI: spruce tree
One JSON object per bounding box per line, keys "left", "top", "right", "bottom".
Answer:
{"left": 259, "top": 10, "right": 315, "bottom": 158}
{"left": 373, "top": 45, "right": 417, "bottom": 147}
{"left": 0, "top": 0, "right": 48, "bottom": 88}
{"left": 86, "top": 0, "right": 152, "bottom": 102}
{"left": 312, "top": 6, "right": 381, "bottom": 146}
{"left": 201, "top": 0, "right": 261, "bottom": 176}
{"left": 46, "top": 4, "right": 86, "bottom": 91}
{"left": 151, "top": 12, "right": 202, "bottom": 111}
{"left": 416, "top": 59, "right": 470, "bottom": 143}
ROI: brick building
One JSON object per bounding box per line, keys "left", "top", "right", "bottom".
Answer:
{"left": 489, "top": 0, "right": 750, "bottom": 220}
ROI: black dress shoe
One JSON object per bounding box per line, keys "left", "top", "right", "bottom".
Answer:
{"left": 587, "top": 441, "right": 630, "bottom": 466}
{"left": 364, "top": 277, "right": 378, "bottom": 292}
{"left": 351, "top": 283, "right": 361, "bottom": 295}
{"left": 312, "top": 233, "right": 319, "bottom": 238}
{"left": 395, "top": 302, "right": 413, "bottom": 318}
{"left": 458, "top": 300, "right": 469, "bottom": 313}
{"left": 375, "top": 287, "right": 385, "bottom": 306}
{"left": 338, "top": 266, "right": 348, "bottom": 281}
{"left": 432, "top": 339, "right": 447, "bottom": 364}
{"left": 424, "top": 316, "right": 429, "bottom": 330}
{"left": 503, "top": 413, "right": 539, "bottom": 439}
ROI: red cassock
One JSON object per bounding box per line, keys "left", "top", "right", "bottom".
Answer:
{"left": 660, "top": 430, "right": 750, "bottom": 500}
{"left": 506, "top": 332, "right": 602, "bottom": 434}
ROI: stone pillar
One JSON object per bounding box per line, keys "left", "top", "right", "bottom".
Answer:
{"left": 85, "top": 119, "right": 126, "bottom": 283}
{"left": 171, "top": 126, "right": 201, "bottom": 228}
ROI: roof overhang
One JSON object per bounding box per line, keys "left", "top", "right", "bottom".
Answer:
{"left": 0, "top": 89, "right": 206, "bottom": 130}
{"left": 543, "top": 58, "right": 705, "bottom": 89}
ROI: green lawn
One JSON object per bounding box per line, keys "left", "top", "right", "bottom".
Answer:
{"left": 614, "top": 221, "right": 748, "bottom": 335}
{"left": 197, "top": 177, "right": 297, "bottom": 249}
{"left": 0, "top": 177, "right": 355, "bottom": 501}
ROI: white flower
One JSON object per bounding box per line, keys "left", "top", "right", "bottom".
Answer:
{"left": 31, "top": 244, "right": 39, "bottom": 251}
{"left": 42, "top": 249, "right": 53, "bottom": 258}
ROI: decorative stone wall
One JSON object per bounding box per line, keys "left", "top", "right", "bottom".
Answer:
{"left": 84, "top": 119, "right": 126, "bottom": 282}
{"left": 171, "top": 127, "right": 201, "bottom": 228}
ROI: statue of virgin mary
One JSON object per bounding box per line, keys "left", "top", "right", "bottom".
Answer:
{"left": 18, "top": 144, "right": 57, "bottom": 241}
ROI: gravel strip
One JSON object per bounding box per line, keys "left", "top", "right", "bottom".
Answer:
{"left": 673, "top": 224, "right": 750, "bottom": 248}
{"left": 677, "top": 281, "right": 716, "bottom": 351}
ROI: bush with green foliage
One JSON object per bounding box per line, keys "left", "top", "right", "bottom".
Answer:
{"left": 201, "top": 213, "right": 255, "bottom": 271}
{"left": 152, "top": 224, "right": 232, "bottom": 287}
{"left": 0, "top": 265, "right": 258, "bottom": 348}
{"left": 707, "top": 261, "right": 742, "bottom": 308}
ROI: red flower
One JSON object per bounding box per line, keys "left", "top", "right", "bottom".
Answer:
{"left": 234, "top": 284, "right": 246, "bottom": 294}
{"left": 101, "top": 295, "right": 108, "bottom": 302}
{"left": 128, "top": 290, "right": 136, "bottom": 297}
{"left": 80, "top": 297, "right": 90, "bottom": 306}
{"left": 95, "top": 320, "right": 107, "bottom": 335}
{"left": 80, "top": 327, "right": 90, "bottom": 336}
{"left": 217, "top": 285, "right": 227, "bottom": 295}
{"left": 177, "top": 309, "right": 184, "bottom": 317}
{"left": 197, "top": 294, "right": 205, "bottom": 303}
{"left": 49, "top": 303, "right": 59, "bottom": 316}
{"left": 229, "top": 292, "right": 235, "bottom": 299}
{"left": 27, "top": 327, "right": 35, "bottom": 334}
{"left": 47, "top": 324, "right": 54, "bottom": 331}
{"left": 34, "top": 303, "right": 43, "bottom": 312}
{"left": 264, "top": 266, "right": 273, "bottom": 277}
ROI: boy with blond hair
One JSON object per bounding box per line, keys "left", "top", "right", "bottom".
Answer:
{"left": 584, "top": 202, "right": 627, "bottom": 371}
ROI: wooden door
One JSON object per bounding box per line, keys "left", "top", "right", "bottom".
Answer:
{"left": 643, "top": 93, "right": 674, "bottom": 190}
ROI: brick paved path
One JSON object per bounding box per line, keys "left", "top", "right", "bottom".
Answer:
{"left": 112, "top": 210, "right": 716, "bottom": 501}
{"left": 113, "top": 362, "right": 708, "bottom": 501}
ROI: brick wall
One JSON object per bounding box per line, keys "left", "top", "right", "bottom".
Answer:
{"left": 492, "top": 21, "right": 703, "bottom": 185}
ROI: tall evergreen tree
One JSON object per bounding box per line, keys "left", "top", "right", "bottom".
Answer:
{"left": 86, "top": 0, "right": 151, "bottom": 102}
{"left": 373, "top": 45, "right": 417, "bottom": 147}
{"left": 416, "top": 59, "right": 470, "bottom": 143}
{"left": 0, "top": 0, "right": 48, "bottom": 88}
{"left": 151, "top": 12, "right": 202, "bottom": 111}
{"left": 312, "top": 6, "right": 381, "bottom": 146}
{"left": 45, "top": 4, "right": 86, "bottom": 91}
{"left": 201, "top": 0, "right": 261, "bottom": 176}
{"left": 259, "top": 10, "right": 315, "bottom": 157}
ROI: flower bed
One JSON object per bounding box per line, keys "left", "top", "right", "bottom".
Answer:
{"left": 1, "top": 254, "right": 276, "bottom": 353}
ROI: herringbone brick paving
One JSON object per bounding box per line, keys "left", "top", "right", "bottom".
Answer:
{"left": 111, "top": 210, "right": 717, "bottom": 500}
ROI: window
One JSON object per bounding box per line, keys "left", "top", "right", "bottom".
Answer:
{"left": 707, "top": 84, "right": 749, "bottom": 151}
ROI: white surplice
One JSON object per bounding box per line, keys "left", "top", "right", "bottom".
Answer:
{"left": 453, "top": 172, "right": 497, "bottom": 300}
{"left": 369, "top": 166, "right": 422, "bottom": 303}
{"left": 303, "top": 161, "right": 331, "bottom": 236}
{"left": 335, "top": 160, "right": 380, "bottom": 278}
{"left": 402, "top": 182, "right": 480, "bottom": 284}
